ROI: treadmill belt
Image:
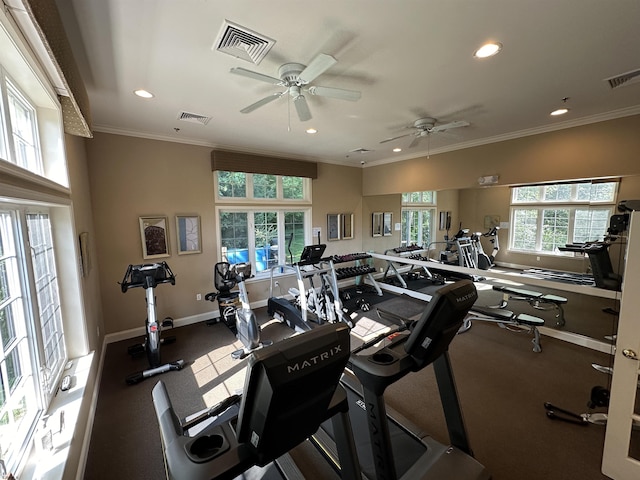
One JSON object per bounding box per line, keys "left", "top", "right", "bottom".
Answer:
{"left": 322, "top": 386, "right": 426, "bottom": 478}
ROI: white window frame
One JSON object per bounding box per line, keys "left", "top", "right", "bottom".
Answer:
{"left": 0, "top": 9, "right": 76, "bottom": 475}
{"left": 402, "top": 191, "right": 437, "bottom": 205}
{"left": 215, "top": 206, "right": 312, "bottom": 277}
{"left": 0, "top": 206, "right": 67, "bottom": 472}
{"left": 214, "top": 171, "right": 312, "bottom": 204}
{"left": 400, "top": 191, "right": 436, "bottom": 247}
{"left": 4, "top": 79, "right": 43, "bottom": 175}
{"left": 400, "top": 207, "right": 436, "bottom": 247}
{"left": 509, "top": 182, "right": 618, "bottom": 255}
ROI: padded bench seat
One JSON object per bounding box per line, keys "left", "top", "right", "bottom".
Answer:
{"left": 467, "top": 305, "right": 544, "bottom": 352}
{"left": 492, "top": 285, "right": 567, "bottom": 327}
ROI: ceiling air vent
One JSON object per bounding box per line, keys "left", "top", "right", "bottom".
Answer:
{"left": 349, "top": 148, "right": 373, "bottom": 154}
{"left": 605, "top": 68, "right": 640, "bottom": 89}
{"left": 177, "top": 111, "right": 211, "bottom": 125}
{"left": 214, "top": 20, "right": 275, "bottom": 65}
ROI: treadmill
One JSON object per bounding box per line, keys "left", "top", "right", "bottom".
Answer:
{"left": 313, "top": 279, "right": 491, "bottom": 480}
{"left": 152, "top": 322, "right": 361, "bottom": 480}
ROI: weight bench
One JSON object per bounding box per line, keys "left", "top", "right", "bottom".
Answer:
{"left": 466, "top": 305, "right": 545, "bottom": 352}
{"left": 492, "top": 285, "right": 567, "bottom": 327}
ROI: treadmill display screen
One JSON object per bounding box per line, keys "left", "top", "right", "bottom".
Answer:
{"left": 404, "top": 280, "right": 477, "bottom": 368}
{"left": 298, "top": 244, "right": 326, "bottom": 264}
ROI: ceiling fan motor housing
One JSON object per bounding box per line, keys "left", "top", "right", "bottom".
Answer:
{"left": 278, "top": 63, "right": 305, "bottom": 85}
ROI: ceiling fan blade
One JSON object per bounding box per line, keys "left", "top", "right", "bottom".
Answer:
{"left": 298, "top": 53, "right": 337, "bottom": 84}
{"left": 240, "top": 92, "right": 284, "bottom": 113}
{"left": 230, "top": 67, "right": 283, "bottom": 85}
{"left": 408, "top": 135, "right": 424, "bottom": 148}
{"left": 380, "top": 133, "right": 414, "bottom": 144}
{"left": 294, "top": 95, "right": 312, "bottom": 122}
{"left": 307, "top": 85, "right": 361, "bottom": 101}
{"left": 430, "top": 120, "right": 470, "bottom": 132}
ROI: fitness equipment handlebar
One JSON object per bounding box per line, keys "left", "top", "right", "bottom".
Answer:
{"left": 119, "top": 261, "right": 176, "bottom": 293}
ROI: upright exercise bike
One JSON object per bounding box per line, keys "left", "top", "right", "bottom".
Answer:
{"left": 120, "top": 262, "right": 184, "bottom": 385}
{"left": 475, "top": 226, "right": 500, "bottom": 270}
{"left": 205, "top": 262, "right": 272, "bottom": 359}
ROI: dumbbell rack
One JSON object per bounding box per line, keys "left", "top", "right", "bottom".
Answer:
{"left": 331, "top": 252, "right": 382, "bottom": 296}
{"left": 382, "top": 245, "right": 437, "bottom": 288}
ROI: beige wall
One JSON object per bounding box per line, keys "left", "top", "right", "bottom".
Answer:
{"left": 62, "top": 133, "right": 104, "bottom": 480}
{"left": 361, "top": 194, "right": 402, "bottom": 271}
{"left": 65, "top": 134, "right": 104, "bottom": 351}
{"left": 363, "top": 114, "right": 640, "bottom": 195}
{"left": 85, "top": 133, "right": 364, "bottom": 334}
{"left": 85, "top": 114, "right": 640, "bottom": 337}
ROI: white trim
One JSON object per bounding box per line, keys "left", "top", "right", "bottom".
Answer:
{"left": 537, "top": 326, "right": 615, "bottom": 354}
{"left": 104, "top": 311, "right": 217, "bottom": 344}
{"left": 93, "top": 105, "right": 640, "bottom": 167}
{"left": 75, "top": 344, "right": 106, "bottom": 480}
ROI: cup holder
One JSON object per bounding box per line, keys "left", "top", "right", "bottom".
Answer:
{"left": 185, "top": 430, "right": 229, "bottom": 463}
{"left": 370, "top": 351, "right": 396, "bottom": 365}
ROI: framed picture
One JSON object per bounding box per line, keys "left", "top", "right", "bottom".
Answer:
{"left": 139, "top": 216, "right": 170, "bottom": 259}
{"left": 327, "top": 213, "right": 341, "bottom": 241}
{"left": 439, "top": 211, "right": 451, "bottom": 231}
{"left": 341, "top": 213, "right": 354, "bottom": 240}
{"left": 383, "top": 212, "right": 393, "bottom": 236}
{"left": 372, "top": 212, "right": 383, "bottom": 237}
{"left": 176, "top": 215, "right": 202, "bottom": 254}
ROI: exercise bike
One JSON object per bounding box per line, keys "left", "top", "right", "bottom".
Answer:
{"left": 120, "top": 262, "right": 184, "bottom": 385}
{"left": 475, "top": 226, "right": 500, "bottom": 270}
{"left": 205, "top": 262, "right": 272, "bottom": 360}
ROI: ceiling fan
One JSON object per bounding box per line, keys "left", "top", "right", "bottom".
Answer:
{"left": 380, "top": 117, "right": 470, "bottom": 148}
{"left": 230, "top": 53, "right": 361, "bottom": 122}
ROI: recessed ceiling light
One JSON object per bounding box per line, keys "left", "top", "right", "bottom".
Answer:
{"left": 306, "top": 128, "right": 317, "bottom": 134}
{"left": 550, "top": 108, "right": 570, "bottom": 116}
{"left": 134, "top": 89, "right": 154, "bottom": 98}
{"left": 474, "top": 42, "right": 502, "bottom": 58}
{"left": 393, "top": 148, "right": 402, "bottom": 153}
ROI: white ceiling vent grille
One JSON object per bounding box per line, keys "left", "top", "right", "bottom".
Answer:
{"left": 214, "top": 20, "right": 276, "bottom": 65}
{"left": 177, "top": 111, "right": 211, "bottom": 125}
{"left": 605, "top": 68, "right": 640, "bottom": 89}
{"left": 349, "top": 148, "right": 373, "bottom": 154}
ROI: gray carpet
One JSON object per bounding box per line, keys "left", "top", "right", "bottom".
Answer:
{"left": 85, "top": 291, "right": 618, "bottom": 480}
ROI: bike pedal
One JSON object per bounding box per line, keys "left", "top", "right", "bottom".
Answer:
{"left": 162, "top": 317, "right": 174, "bottom": 328}
{"left": 127, "top": 344, "right": 145, "bottom": 356}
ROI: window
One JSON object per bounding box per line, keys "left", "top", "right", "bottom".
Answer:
{"left": 0, "top": 10, "right": 72, "bottom": 473}
{"left": 401, "top": 191, "right": 436, "bottom": 247}
{"left": 402, "top": 191, "right": 435, "bottom": 204}
{"left": 6, "top": 80, "right": 42, "bottom": 175}
{"left": 216, "top": 171, "right": 309, "bottom": 202}
{"left": 510, "top": 181, "right": 618, "bottom": 254}
{"left": 0, "top": 209, "right": 65, "bottom": 471}
{"left": 216, "top": 172, "right": 311, "bottom": 274}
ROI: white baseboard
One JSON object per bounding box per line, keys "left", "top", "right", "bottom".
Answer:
{"left": 104, "top": 310, "right": 218, "bottom": 344}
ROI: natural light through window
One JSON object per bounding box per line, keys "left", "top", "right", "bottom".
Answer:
{"left": 510, "top": 181, "right": 618, "bottom": 254}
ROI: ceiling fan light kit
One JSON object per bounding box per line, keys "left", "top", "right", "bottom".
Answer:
{"left": 231, "top": 53, "right": 361, "bottom": 123}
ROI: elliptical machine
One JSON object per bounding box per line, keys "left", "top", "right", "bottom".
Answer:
{"left": 205, "top": 262, "right": 272, "bottom": 359}
{"left": 475, "top": 226, "right": 500, "bottom": 270}
{"left": 120, "top": 262, "right": 184, "bottom": 385}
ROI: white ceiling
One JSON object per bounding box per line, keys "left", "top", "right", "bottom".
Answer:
{"left": 55, "top": 0, "right": 640, "bottom": 167}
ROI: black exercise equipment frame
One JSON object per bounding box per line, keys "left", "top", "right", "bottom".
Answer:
{"left": 120, "top": 262, "right": 184, "bottom": 384}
